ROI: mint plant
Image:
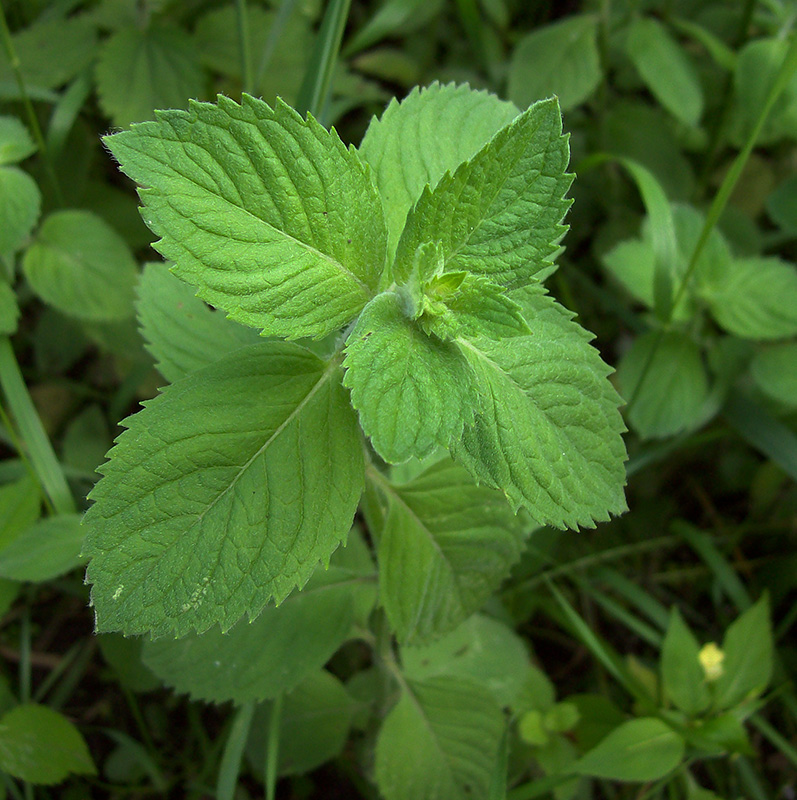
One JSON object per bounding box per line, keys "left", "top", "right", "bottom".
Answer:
{"left": 83, "top": 85, "right": 627, "bottom": 640}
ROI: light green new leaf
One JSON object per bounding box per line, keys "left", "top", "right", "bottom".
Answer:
{"left": 0, "top": 514, "right": 85, "bottom": 582}
{"left": 83, "top": 342, "right": 364, "bottom": 637}
{"left": 142, "top": 559, "right": 367, "bottom": 703}
{"left": 393, "top": 98, "right": 572, "bottom": 289}
{"left": 372, "top": 459, "right": 526, "bottom": 643}
{"left": 751, "top": 342, "right": 797, "bottom": 408}
{"left": 0, "top": 282, "right": 19, "bottom": 336}
{"left": 105, "top": 94, "right": 387, "bottom": 339}
{"left": 401, "top": 614, "right": 535, "bottom": 710}
{"left": 23, "top": 210, "right": 137, "bottom": 322}
{"left": 247, "top": 669, "right": 357, "bottom": 776}
{"left": 661, "top": 608, "right": 710, "bottom": 716}
{"left": 508, "top": 15, "right": 602, "bottom": 111}
{"left": 713, "top": 595, "right": 773, "bottom": 711}
{"left": 452, "top": 284, "right": 627, "bottom": 529}
{"left": 0, "top": 117, "right": 36, "bottom": 165}
{"left": 0, "top": 704, "right": 95, "bottom": 784}
{"left": 359, "top": 83, "right": 518, "bottom": 258}
{"left": 137, "top": 263, "right": 260, "bottom": 383}
{"left": 374, "top": 676, "right": 505, "bottom": 800}
{"left": 343, "top": 292, "right": 477, "bottom": 463}
{"left": 618, "top": 331, "right": 710, "bottom": 439}
{"left": 418, "top": 272, "right": 531, "bottom": 341}
{"left": 625, "top": 17, "right": 704, "bottom": 127}
{"left": 700, "top": 257, "right": 797, "bottom": 340}
{"left": 95, "top": 24, "right": 204, "bottom": 127}
{"left": 574, "top": 718, "right": 684, "bottom": 781}
{"left": 0, "top": 166, "right": 40, "bottom": 258}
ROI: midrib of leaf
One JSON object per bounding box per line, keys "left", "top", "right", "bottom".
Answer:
{"left": 455, "top": 336, "right": 580, "bottom": 510}
{"left": 366, "top": 465, "right": 462, "bottom": 630}
{"left": 149, "top": 122, "right": 374, "bottom": 299}
{"left": 438, "top": 115, "right": 546, "bottom": 270}
{"left": 109, "top": 355, "right": 343, "bottom": 607}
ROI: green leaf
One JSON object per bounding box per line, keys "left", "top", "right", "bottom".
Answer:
{"left": 62, "top": 405, "right": 110, "bottom": 475}
{"left": 23, "top": 210, "right": 137, "bottom": 322}
{"left": 0, "top": 704, "right": 95, "bottom": 784}
{"left": 0, "top": 282, "right": 19, "bottom": 336}
{"left": 247, "top": 670, "right": 357, "bottom": 776}
{"left": 508, "top": 15, "right": 601, "bottom": 111}
{"left": 83, "top": 342, "right": 364, "bottom": 637}
{"left": 393, "top": 98, "right": 572, "bottom": 289}
{"left": 142, "top": 559, "right": 364, "bottom": 703}
{"left": 343, "top": 292, "right": 477, "bottom": 463}
{"left": 452, "top": 284, "right": 627, "bottom": 529}
{"left": 625, "top": 17, "right": 704, "bottom": 127}
{"left": 0, "top": 166, "right": 40, "bottom": 258}
{"left": 347, "top": 0, "right": 446, "bottom": 54}
{"left": 105, "top": 94, "right": 387, "bottom": 340}
{"left": 95, "top": 24, "right": 204, "bottom": 127}
{"left": 137, "top": 263, "right": 260, "bottom": 383}
{"left": 359, "top": 83, "right": 518, "bottom": 258}
{"left": 700, "top": 257, "right": 797, "bottom": 340}
{"left": 0, "top": 476, "right": 41, "bottom": 551}
{"left": 661, "top": 608, "right": 710, "bottom": 716}
{"left": 372, "top": 459, "right": 526, "bottom": 643}
{"left": 194, "top": 5, "right": 311, "bottom": 105}
{"left": 401, "top": 614, "right": 535, "bottom": 709}
{"left": 574, "top": 718, "right": 685, "bottom": 782}
{"left": 766, "top": 175, "right": 797, "bottom": 234}
{"left": 0, "top": 513, "right": 85, "bottom": 582}
{"left": 618, "top": 331, "right": 710, "bottom": 439}
{"left": 0, "top": 116, "right": 36, "bottom": 165}
{"left": 0, "top": 15, "right": 97, "bottom": 92}
{"left": 750, "top": 342, "right": 797, "bottom": 408}
{"left": 713, "top": 595, "right": 773, "bottom": 710}
{"left": 374, "top": 676, "right": 505, "bottom": 800}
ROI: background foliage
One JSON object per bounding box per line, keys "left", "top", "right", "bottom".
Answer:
{"left": 0, "top": 0, "right": 796, "bottom": 798}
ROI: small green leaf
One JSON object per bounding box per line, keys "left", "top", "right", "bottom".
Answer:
{"left": 137, "top": 263, "right": 260, "bottom": 383}
{"left": 0, "top": 704, "right": 95, "bottom": 784}
{"left": 700, "top": 257, "right": 797, "bottom": 340}
{"left": 343, "top": 292, "right": 477, "bottom": 463}
{"left": 401, "top": 614, "right": 535, "bottom": 710}
{"left": 625, "top": 17, "right": 704, "bottom": 127}
{"left": 23, "top": 210, "right": 137, "bottom": 322}
{"left": 0, "top": 282, "right": 19, "bottom": 336}
{"left": 661, "top": 607, "right": 711, "bottom": 716}
{"left": 105, "top": 94, "right": 387, "bottom": 339}
{"left": 618, "top": 331, "right": 710, "bottom": 439}
{"left": 713, "top": 595, "right": 773, "bottom": 710}
{"left": 393, "top": 98, "right": 572, "bottom": 289}
{"left": 518, "top": 710, "right": 549, "bottom": 745}
{"left": 0, "top": 117, "right": 36, "bottom": 165}
{"left": 544, "top": 702, "right": 580, "bottom": 733}
{"left": 95, "top": 24, "right": 204, "bottom": 127}
{"left": 0, "top": 16, "right": 97, "bottom": 91}
{"left": 374, "top": 677, "right": 505, "bottom": 800}
{"left": 574, "top": 718, "right": 685, "bottom": 781}
{"left": 452, "top": 283, "right": 627, "bottom": 529}
{"left": 142, "top": 560, "right": 364, "bottom": 703}
{"left": 83, "top": 342, "right": 364, "bottom": 636}
{"left": 0, "top": 476, "right": 41, "bottom": 551}
{"left": 508, "top": 15, "right": 602, "bottom": 111}
{"left": 359, "top": 83, "right": 518, "bottom": 258}
{"left": 0, "top": 166, "right": 40, "bottom": 258}
{"left": 766, "top": 175, "right": 797, "bottom": 234}
{"left": 373, "top": 459, "right": 526, "bottom": 643}
{"left": 750, "top": 342, "right": 797, "bottom": 407}
{"left": 0, "top": 513, "right": 85, "bottom": 582}
{"left": 247, "top": 670, "right": 357, "bottom": 776}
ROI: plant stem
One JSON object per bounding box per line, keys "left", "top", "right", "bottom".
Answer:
{"left": 0, "top": 337, "right": 75, "bottom": 515}
{"left": 234, "top": 0, "right": 253, "bottom": 94}
{"left": 216, "top": 701, "right": 256, "bottom": 800}
{"left": 265, "top": 693, "right": 283, "bottom": 800}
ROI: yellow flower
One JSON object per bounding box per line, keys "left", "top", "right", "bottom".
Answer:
{"left": 699, "top": 642, "right": 725, "bottom": 682}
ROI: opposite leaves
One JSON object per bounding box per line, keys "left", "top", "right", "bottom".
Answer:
{"left": 83, "top": 343, "right": 363, "bottom": 636}
{"left": 104, "top": 94, "right": 387, "bottom": 340}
